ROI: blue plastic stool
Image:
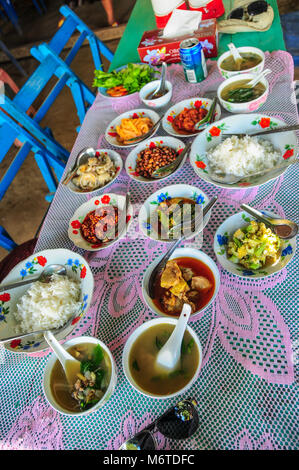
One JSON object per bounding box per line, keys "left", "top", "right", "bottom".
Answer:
{"left": 281, "top": 12, "right": 299, "bottom": 67}
{"left": 0, "top": 226, "right": 17, "bottom": 251}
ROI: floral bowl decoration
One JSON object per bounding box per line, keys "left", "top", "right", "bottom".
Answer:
{"left": 0, "top": 249, "right": 94, "bottom": 353}
{"left": 66, "top": 148, "right": 123, "bottom": 195}
{"left": 105, "top": 108, "right": 160, "bottom": 148}
{"left": 125, "top": 135, "right": 186, "bottom": 184}
{"left": 217, "top": 72, "right": 269, "bottom": 114}
{"left": 138, "top": 183, "right": 210, "bottom": 242}
{"left": 139, "top": 79, "right": 172, "bottom": 109}
{"left": 189, "top": 113, "right": 298, "bottom": 190}
{"left": 214, "top": 210, "right": 296, "bottom": 278}
{"left": 217, "top": 46, "right": 265, "bottom": 79}
{"left": 162, "top": 97, "right": 221, "bottom": 138}
{"left": 68, "top": 193, "right": 133, "bottom": 251}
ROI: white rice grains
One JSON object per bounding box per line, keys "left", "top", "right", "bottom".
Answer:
{"left": 14, "top": 274, "right": 81, "bottom": 333}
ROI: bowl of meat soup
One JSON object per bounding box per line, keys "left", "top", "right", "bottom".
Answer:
{"left": 43, "top": 336, "right": 117, "bottom": 416}
{"left": 142, "top": 247, "right": 220, "bottom": 320}
{"left": 217, "top": 46, "right": 265, "bottom": 79}
{"left": 217, "top": 73, "right": 269, "bottom": 114}
{"left": 122, "top": 318, "right": 202, "bottom": 399}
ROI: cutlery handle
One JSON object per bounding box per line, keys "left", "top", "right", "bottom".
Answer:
{"left": 240, "top": 204, "right": 271, "bottom": 226}
{"left": 0, "top": 329, "right": 46, "bottom": 344}
{"left": 62, "top": 168, "right": 78, "bottom": 185}
{"left": 0, "top": 275, "right": 39, "bottom": 293}
{"left": 251, "top": 124, "right": 299, "bottom": 137}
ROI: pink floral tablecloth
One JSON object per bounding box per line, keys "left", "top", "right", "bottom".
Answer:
{"left": 0, "top": 51, "right": 298, "bottom": 450}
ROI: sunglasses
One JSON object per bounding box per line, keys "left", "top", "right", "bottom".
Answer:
{"left": 119, "top": 399, "right": 199, "bottom": 450}
{"left": 228, "top": 1, "right": 269, "bottom": 20}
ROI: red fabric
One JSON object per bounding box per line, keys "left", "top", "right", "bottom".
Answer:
{"left": 189, "top": 0, "right": 225, "bottom": 19}
{"left": 0, "top": 239, "right": 37, "bottom": 282}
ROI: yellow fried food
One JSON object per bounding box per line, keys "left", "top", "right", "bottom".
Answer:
{"left": 116, "top": 117, "right": 153, "bottom": 144}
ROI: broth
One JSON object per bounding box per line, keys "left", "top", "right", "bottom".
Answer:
{"left": 129, "top": 323, "right": 199, "bottom": 396}
{"left": 221, "top": 52, "right": 262, "bottom": 71}
{"left": 50, "top": 343, "right": 111, "bottom": 412}
{"left": 221, "top": 79, "right": 266, "bottom": 103}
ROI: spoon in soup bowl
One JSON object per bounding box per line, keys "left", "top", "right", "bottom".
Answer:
{"left": 227, "top": 43, "right": 243, "bottom": 70}
{"left": 155, "top": 303, "right": 192, "bottom": 373}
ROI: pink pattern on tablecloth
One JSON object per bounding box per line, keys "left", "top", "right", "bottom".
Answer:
{"left": 234, "top": 429, "right": 278, "bottom": 450}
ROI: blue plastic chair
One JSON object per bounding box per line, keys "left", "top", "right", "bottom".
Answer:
{"left": 0, "top": 0, "right": 22, "bottom": 35}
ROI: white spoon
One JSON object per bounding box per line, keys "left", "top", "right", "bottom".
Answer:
{"left": 227, "top": 43, "right": 243, "bottom": 70}
{"left": 155, "top": 303, "right": 192, "bottom": 373}
{"left": 247, "top": 68, "right": 271, "bottom": 87}
{"left": 44, "top": 330, "right": 81, "bottom": 388}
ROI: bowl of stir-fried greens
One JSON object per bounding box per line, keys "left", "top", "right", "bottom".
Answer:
{"left": 94, "top": 63, "right": 157, "bottom": 98}
{"left": 43, "top": 336, "right": 117, "bottom": 415}
{"left": 214, "top": 210, "right": 296, "bottom": 278}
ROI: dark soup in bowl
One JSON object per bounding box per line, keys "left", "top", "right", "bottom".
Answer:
{"left": 129, "top": 323, "right": 199, "bottom": 396}
{"left": 153, "top": 257, "right": 215, "bottom": 316}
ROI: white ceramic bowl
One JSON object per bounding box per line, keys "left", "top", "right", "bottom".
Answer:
{"left": 68, "top": 193, "right": 133, "bottom": 251}
{"left": 125, "top": 136, "right": 186, "bottom": 183}
{"left": 43, "top": 336, "right": 117, "bottom": 416}
{"left": 138, "top": 183, "right": 210, "bottom": 242}
{"left": 214, "top": 210, "right": 296, "bottom": 279}
{"left": 105, "top": 108, "right": 160, "bottom": 148}
{"left": 122, "top": 317, "right": 202, "bottom": 399}
{"left": 162, "top": 97, "right": 221, "bottom": 138}
{"left": 142, "top": 247, "right": 220, "bottom": 320}
{"left": 217, "top": 72, "right": 269, "bottom": 114}
{"left": 0, "top": 249, "right": 94, "bottom": 353}
{"left": 66, "top": 149, "right": 123, "bottom": 195}
{"left": 217, "top": 46, "right": 265, "bottom": 79}
{"left": 139, "top": 80, "right": 172, "bottom": 109}
{"left": 189, "top": 113, "right": 298, "bottom": 189}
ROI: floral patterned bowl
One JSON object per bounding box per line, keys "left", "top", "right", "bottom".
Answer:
{"left": 214, "top": 210, "right": 296, "bottom": 278}
{"left": 217, "top": 72, "right": 269, "bottom": 114}
{"left": 162, "top": 97, "right": 221, "bottom": 138}
{"left": 189, "top": 113, "right": 298, "bottom": 189}
{"left": 68, "top": 193, "right": 133, "bottom": 251}
{"left": 217, "top": 46, "right": 265, "bottom": 79}
{"left": 104, "top": 108, "right": 160, "bottom": 148}
{"left": 125, "top": 136, "right": 186, "bottom": 183}
{"left": 138, "top": 183, "right": 210, "bottom": 242}
{"left": 0, "top": 249, "right": 94, "bottom": 353}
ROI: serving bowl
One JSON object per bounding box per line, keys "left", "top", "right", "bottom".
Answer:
{"left": 105, "top": 108, "right": 160, "bottom": 148}
{"left": 189, "top": 113, "right": 298, "bottom": 189}
{"left": 142, "top": 247, "right": 220, "bottom": 319}
{"left": 68, "top": 193, "right": 133, "bottom": 251}
{"left": 122, "top": 317, "right": 202, "bottom": 399}
{"left": 162, "top": 97, "right": 221, "bottom": 138}
{"left": 138, "top": 184, "right": 210, "bottom": 241}
{"left": 125, "top": 136, "right": 186, "bottom": 183}
{"left": 139, "top": 79, "right": 172, "bottom": 109}
{"left": 217, "top": 46, "right": 265, "bottom": 79}
{"left": 43, "top": 335, "right": 117, "bottom": 416}
{"left": 214, "top": 210, "right": 296, "bottom": 279}
{"left": 217, "top": 72, "right": 269, "bottom": 114}
{"left": 65, "top": 148, "right": 123, "bottom": 195}
{"left": 0, "top": 249, "right": 94, "bottom": 353}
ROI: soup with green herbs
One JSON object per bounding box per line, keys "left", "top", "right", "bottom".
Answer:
{"left": 50, "top": 343, "right": 111, "bottom": 412}
{"left": 129, "top": 324, "right": 199, "bottom": 396}
{"left": 220, "top": 52, "right": 262, "bottom": 72}
{"left": 221, "top": 79, "right": 266, "bottom": 103}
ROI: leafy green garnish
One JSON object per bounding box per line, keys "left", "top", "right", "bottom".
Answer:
{"left": 92, "top": 344, "right": 104, "bottom": 366}
{"left": 132, "top": 360, "right": 140, "bottom": 371}
{"left": 93, "top": 63, "right": 156, "bottom": 94}
{"left": 169, "top": 369, "right": 186, "bottom": 378}
{"left": 181, "top": 338, "right": 195, "bottom": 355}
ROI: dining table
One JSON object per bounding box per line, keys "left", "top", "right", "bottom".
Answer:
{"left": 0, "top": 0, "right": 298, "bottom": 451}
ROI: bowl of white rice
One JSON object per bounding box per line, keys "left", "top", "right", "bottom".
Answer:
{"left": 189, "top": 113, "right": 298, "bottom": 189}
{"left": 0, "top": 249, "right": 94, "bottom": 353}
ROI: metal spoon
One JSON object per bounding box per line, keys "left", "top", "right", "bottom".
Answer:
{"left": 209, "top": 159, "right": 299, "bottom": 185}
{"left": 62, "top": 147, "right": 95, "bottom": 185}
{"left": 0, "top": 264, "right": 67, "bottom": 293}
{"left": 147, "top": 196, "right": 218, "bottom": 298}
{"left": 241, "top": 204, "right": 298, "bottom": 239}
{"left": 125, "top": 115, "right": 163, "bottom": 144}
{"left": 146, "top": 62, "right": 167, "bottom": 100}
{"left": 222, "top": 124, "right": 299, "bottom": 139}
{"left": 155, "top": 303, "right": 192, "bottom": 373}
{"left": 194, "top": 97, "right": 218, "bottom": 131}
{"left": 151, "top": 142, "right": 192, "bottom": 179}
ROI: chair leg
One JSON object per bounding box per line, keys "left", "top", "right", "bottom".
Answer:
{"left": 68, "top": 78, "right": 87, "bottom": 124}
{"left": 0, "top": 226, "right": 17, "bottom": 251}
{"left": 34, "top": 151, "right": 58, "bottom": 196}
{"left": 0, "top": 142, "right": 31, "bottom": 200}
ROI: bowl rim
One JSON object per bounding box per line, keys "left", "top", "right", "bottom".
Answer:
{"left": 125, "top": 135, "right": 186, "bottom": 184}
{"left": 142, "top": 247, "right": 220, "bottom": 319}
{"left": 139, "top": 79, "right": 173, "bottom": 103}
{"left": 43, "top": 335, "right": 117, "bottom": 416}
{"left": 217, "top": 46, "right": 265, "bottom": 74}
{"left": 122, "top": 317, "right": 202, "bottom": 399}
{"left": 217, "top": 72, "right": 269, "bottom": 106}
{"left": 66, "top": 148, "right": 123, "bottom": 195}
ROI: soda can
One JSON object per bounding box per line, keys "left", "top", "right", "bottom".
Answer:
{"left": 179, "top": 38, "right": 207, "bottom": 83}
